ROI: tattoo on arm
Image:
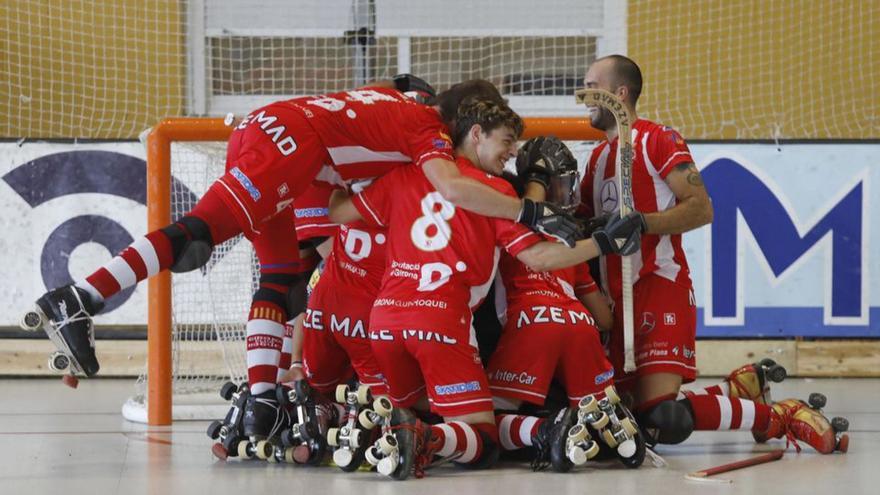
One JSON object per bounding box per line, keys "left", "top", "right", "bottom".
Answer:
{"left": 674, "top": 162, "right": 704, "bottom": 187}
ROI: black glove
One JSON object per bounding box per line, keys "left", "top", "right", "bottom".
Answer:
{"left": 591, "top": 211, "right": 647, "bottom": 256}
{"left": 392, "top": 73, "right": 436, "bottom": 103}
{"left": 518, "top": 198, "right": 580, "bottom": 248}
{"left": 515, "top": 135, "right": 578, "bottom": 189}
{"left": 579, "top": 212, "right": 614, "bottom": 237}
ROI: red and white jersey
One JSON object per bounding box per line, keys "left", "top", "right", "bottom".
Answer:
{"left": 352, "top": 156, "right": 541, "bottom": 335}
{"left": 495, "top": 256, "right": 598, "bottom": 323}
{"left": 279, "top": 87, "right": 454, "bottom": 186}
{"left": 322, "top": 221, "right": 388, "bottom": 297}
{"left": 293, "top": 182, "right": 339, "bottom": 242}
{"left": 579, "top": 118, "right": 694, "bottom": 299}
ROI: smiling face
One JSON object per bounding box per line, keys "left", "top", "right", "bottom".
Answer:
{"left": 471, "top": 124, "right": 518, "bottom": 176}
{"left": 583, "top": 58, "right": 620, "bottom": 131}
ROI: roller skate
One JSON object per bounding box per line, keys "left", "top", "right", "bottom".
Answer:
{"left": 572, "top": 385, "right": 646, "bottom": 469}
{"left": 327, "top": 383, "right": 379, "bottom": 472}
{"left": 529, "top": 408, "right": 586, "bottom": 472}
{"left": 724, "top": 358, "right": 787, "bottom": 442}
{"left": 763, "top": 393, "right": 849, "bottom": 454}
{"left": 276, "top": 379, "right": 329, "bottom": 465}
{"left": 206, "top": 382, "right": 258, "bottom": 460}
{"left": 363, "top": 399, "right": 443, "bottom": 480}
{"left": 20, "top": 285, "right": 104, "bottom": 385}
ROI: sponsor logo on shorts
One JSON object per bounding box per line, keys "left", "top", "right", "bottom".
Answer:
{"left": 277, "top": 183, "right": 289, "bottom": 197}
{"left": 489, "top": 369, "right": 537, "bottom": 386}
{"left": 683, "top": 346, "right": 695, "bottom": 359}
{"left": 594, "top": 369, "right": 615, "bottom": 385}
{"left": 230, "top": 166, "right": 261, "bottom": 201}
{"left": 295, "top": 207, "right": 329, "bottom": 218}
{"left": 434, "top": 381, "right": 481, "bottom": 396}
{"left": 664, "top": 312, "right": 676, "bottom": 325}
{"left": 639, "top": 312, "right": 656, "bottom": 335}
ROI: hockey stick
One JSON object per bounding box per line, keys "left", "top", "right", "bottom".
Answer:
{"left": 575, "top": 88, "right": 637, "bottom": 372}
{"left": 684, "top": 449, "right": 784, "bottom": 483}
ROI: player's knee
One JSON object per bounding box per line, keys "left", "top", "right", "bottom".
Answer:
{"left": 255, "top": 273, "right": 305, "bottom": 320}
{"left": 637, "top": 399, "right": 694, "bottom": 445}
{"left": 161, "top": 216, "right": 215, "bottom": 273}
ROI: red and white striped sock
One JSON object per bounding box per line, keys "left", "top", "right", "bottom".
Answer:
{"left": 77, "top": 230, "right": 173, "bottom": 301}
{"left": 247, "top": 304, "right": 286, "bottom": 395}
{"left": 683, "top": 392, "right": 771, "bottom": 432}
{"left": 275, "top": 321, "right": 295, "bottom": 383}
{"left": 496, "top": 414, "right": 544, "bottom": 450}
{"left": 680, "top": 381, "right": 730, "bottom": 398}
{"left": 430, "top": 421, "right": 486, "bottom": 464}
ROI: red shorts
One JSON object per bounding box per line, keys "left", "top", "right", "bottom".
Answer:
{"left": 302, "top": 281, "right": 387, "bottom": 396}
{"left": 487, "top": 300, "right": 614, "bottom": 407}
{"left": 609, "top": 275, "right": 697, "bottom": 391}
{"left": 217, "top": 102, "right": 330, "bottom": 236}
{"left": 369, "top": 325, "right": 493, "bottom": 417}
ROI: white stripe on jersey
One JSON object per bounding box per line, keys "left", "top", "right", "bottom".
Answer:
{"left": 659, "top": 151, "right": 692, "bottom": 175}
{"left": 642, "top": 131, "right": 680, "bottom": 283}
{"left": 327, "top": 146, "right": 409, "bottom": 165}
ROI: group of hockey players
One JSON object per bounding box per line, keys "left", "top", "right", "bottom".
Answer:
{"left": 24, "top": 54, "right": 849, "bottom": 480}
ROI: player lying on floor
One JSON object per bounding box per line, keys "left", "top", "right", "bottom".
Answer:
{"left": 326, "top": 98, "right": 645, "bottom": 480}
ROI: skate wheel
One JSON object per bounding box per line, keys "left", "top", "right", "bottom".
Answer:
{"left": 61, "top": 374, "right": 79, "bottom": 389}
{"left": 365, "top": 446, "right": 383, "bottom": 466}
{"left": 578, "top": 395, "right": 599, "bottom": 413}
{"left": 283, "top": 447, "right": 297, "bottom": 463}
{"left": 349, "top": 429, "right": 362, "bottom": 449}
{"left": 831, "top": 416, "right": 849, "bottom": 433}
{"left": 336, "top": 384, "right": 350, "bottom": 404}
{"left": 211, "top": 443, "right": 229, "bottom": 460}
{"left": 617, "top": 438, "right": 637, "bottom": 458}
{"left": 206, "top": 420, "right": 223, "bottom": 440}
{"left": 758, "top": 358, "right": 777, "bottom": 368}
{"left": 358, "top": 409, "right": 377, "bottom": 430}
{"left": 267, "top": 450, "right": 280, "bottom": 463}
{"left": 219, "top": 382, "right": 237, "bottom": 401}
{"left": 374, "top": 397, "right": 393, "bottom": 417}
{"left": 584, "top": 440, "right": 600, "bottom": 459}
{"left": 356, "top": 385, "right": 372, "bottom": 405}
{"left": 377, "top": 456, "right": 398, "bottom": 477}
{"left": 292, "top": 444, "right": 312, "bottom": 464}
{"left": 808, "top": 392, "right": 827, "bottom": 410}
{"left": 603, "top": 385, "right": 621, "bottom": 404}
{"left": 255, "top": 440, "right": 273, "bottom": 460}
{"left": 237, "top": 441, "right": 253, "bottom": 459}
{"left": 836, "top": 434, "right": 850, "bottom": 453}
{"left": 590, "top": 411, "right": 610, "bottom": 430}
{"left": 20, "top": 310, "right": 43, "bottom": 331}
{"left": 567, "top": 445, "right": 588, "bottom": 466}
{"left": 602, "top": 429, "right": 618, "bottom": 448}
{"left": 378, "top": 433, "right": 398, "bottom": 455}
{"left": 327, "top": 427, "right": 341, "bottom": 447}
{"left": 767, "top": 364, "right": 787, "bottom": 383}
{"left": 567, "top": 424, "right": 588, "bottom": 442}
{"left": 48, "top": 352, "right": 70, "bottom": 372}
{"left": 333, "top": 448, "right": 354, "bottom": 468}
{"left": 620, "top": 417, "right": 638, "bottom": 437}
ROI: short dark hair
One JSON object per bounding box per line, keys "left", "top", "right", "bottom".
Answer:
{"left": 452, "top": 98, "right": 523, "bottom": 147}
{"left": 432, "top": 79, "right": 505, "bottom": 128}
{"left": 599, "top": 54, "right": 643, "bottom": 105}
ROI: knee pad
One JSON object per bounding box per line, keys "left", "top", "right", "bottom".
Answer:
{"left": 255, "top": 273, "right": 305, "bottom": 321}
{"left": 162, "top": 216, "right": 215, "bottom": 273}
{"left": 637, "top": 399, "right": 694, "bottom": 445}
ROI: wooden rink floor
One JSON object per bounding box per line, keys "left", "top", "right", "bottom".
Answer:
{"left": 0, "top": 377, "right": 874, "bottom": 495}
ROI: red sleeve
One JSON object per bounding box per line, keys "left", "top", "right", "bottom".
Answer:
{"left": 351, "top": 171, "right": 397, "bottom": 228}
{"left": 573, "top": 262, "right": 598, "bottom": 297}
{"left": 406, "top": 107, "right": 455, "bottom": 167}
{"left": 649, "top": 125, "right": 694, "bottom": 179}
{"left": 293, "top": 183, "right": 339, "bottom": 241}
{"left": 576, "top": 143, "right": 604, "bottom": 218}
{"left": 482, "top": 175, "right": 542, "bottom": 255}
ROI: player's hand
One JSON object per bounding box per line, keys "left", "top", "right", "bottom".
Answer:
{"left": 578, "top": 212, "right": 615, "bottom": 236}
{"left": 393, "top": 73, "right": 436, "bottom": 103}
{"left": 518, "top": 198, "right": 580, "bottom": 247}
{"left": 591, "top": 211, "right": 647, "bottom": 255}
{"left": 515, "top": 136, "right": 578, "bottom": 189}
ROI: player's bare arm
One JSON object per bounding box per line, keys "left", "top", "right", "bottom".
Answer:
{"left": 422, "top": 157, "right": 523, "bottom": 220}
{"left": 327, "top": 189, "right": 363, "bottom": 225}
{"left": 579, "top": 291, "right": 613, "bottom": 333}
{"left": 516, "top": 238, "right": 601, "bottom": 272}
{"left": 643, "top": 162, "right": 714, "bottom": 234}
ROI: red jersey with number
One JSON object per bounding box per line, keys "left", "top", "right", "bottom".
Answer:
{"left": 322, "top": 221, "right": 388, "bottom": 296}
{"left": 351, "top": 157, "right": 541, "bottom": 334}
{"left": 293, "top": 182, "right": 338, "bottom": 241}
{"left": 496, "top": 257, "right": 598, "bottom": 322}
{"left": 578, "top": 119, "right": 695, "bottom": 299}
{"left": 278, "top": 87, "right": 454, "bottom": 186}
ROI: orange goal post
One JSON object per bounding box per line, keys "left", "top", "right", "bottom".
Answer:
{"left": 131, "top": 116, "right": 602, "bottom": 426}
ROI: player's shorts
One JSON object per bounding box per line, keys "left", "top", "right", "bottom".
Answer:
{"left": 369, "top": 325, "right": 493, "bottom": 417}
{"left": 216, "top": 102, "right": 331, "bottom": 236}
{"left": 302, "top": 279, "right": 387, "bottom": 396}
{"left": 486, "top": 300, "right": 614, "bottom": 407}
{"left": 608, "top": 274, "right": 697, "bottom": 391}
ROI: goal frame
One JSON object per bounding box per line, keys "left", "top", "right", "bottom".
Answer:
{"left": 144, "top": 116, "right": 602, "bottom": 425}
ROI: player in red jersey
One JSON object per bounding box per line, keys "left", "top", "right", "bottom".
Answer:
{"left": 24, "top": 77, "right": 580, "bottom": 444}
{"left": 328, "top": 100, "right": 644, "bottom": 479}
{"left": 578, "top": 55, "right": 847, "bottom": 454}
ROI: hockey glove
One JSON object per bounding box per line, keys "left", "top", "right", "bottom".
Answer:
{"left": 393, "top": 73, "right": 436, "bottom": 103}
{"left": 591, "top": 211, "right": 647, "bottom": 256}
{"left": 518, "top": 198, "right": 580, "bottom": 248}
